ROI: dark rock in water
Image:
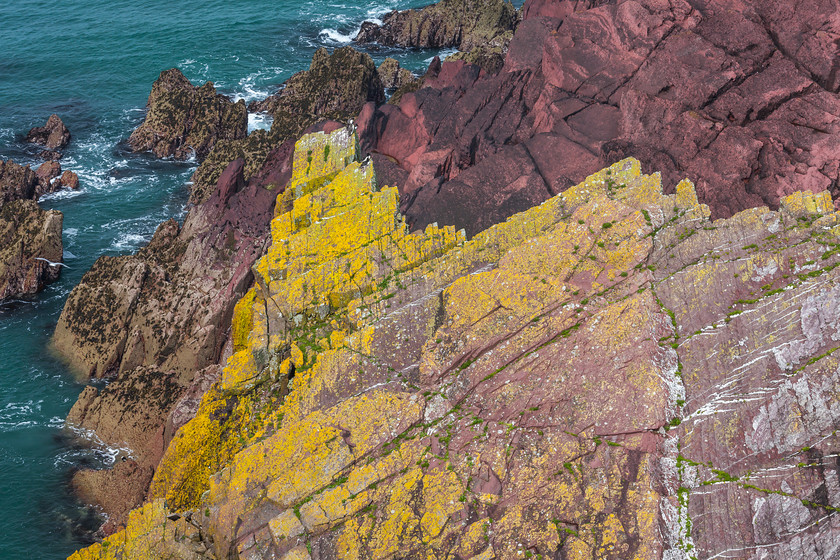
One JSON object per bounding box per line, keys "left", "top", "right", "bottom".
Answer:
{"left": 35, "top": 160, "right": 61, "bottom": 190}
{"left": 37, "top": 149, "right": 62, "bottom": 161}
{"left": 0, "top": 159, "right": 66, "bottom": 301}
{"left": 128, "top": 68, "right": 247, "bottom": 160}
{"left": 249, "top": 46, "right": 384, "bottom": 133}
{"left": 0, "top": 159, "right": 39, "bottom": 206}
{"left": 0, "top": 199, "right": 63, "bottom": 302}
{"left": 191, "top": 46, "right": 383, "bottom": 205}
{"left": 59, "top": 169, "right": 79, "bottom": 190}
{"left": 354, "top": 0, "right": 517, "bottom": 51}
{"left": 25, "top": 114, "right": 71, "bottom": 151}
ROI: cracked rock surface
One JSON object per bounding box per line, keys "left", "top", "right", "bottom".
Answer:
{"left": 68, "top": 127, "right": 840, "bottom": 559}
{"left": 359, "top": 0, "right": 840, "bottom": 238}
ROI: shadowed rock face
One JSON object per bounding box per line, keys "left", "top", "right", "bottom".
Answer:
{"left": 67, "top": 130, "right": 840, "bottom": 560}
{"left": 128, "top": 68, "right": 247, "bottom": 160}
{"left": 190, "top": 47, "right": 383, "bottom": 204}
{"left": 359, "top": 0, "right": 840, "bottom": 237}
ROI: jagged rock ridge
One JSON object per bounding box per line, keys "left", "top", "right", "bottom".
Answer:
{"left": 68, "top": 128, "right": 840, "bottom": 559}
{"left": 128, "top": 68, "right": 247, "bottom": 160}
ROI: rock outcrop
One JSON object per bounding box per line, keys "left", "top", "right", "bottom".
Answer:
{"left": 354, "top": 0, "right": 517, "bottom": 52}
{"left": 25, "top": 113, "right": 71, "bottom": 153}
{"left": 0, "top": 199, "right": 63, "bottom": 302}
{"left": 68, "top": 127, "right": 840, "bottom": 560}
{"left": 190, "top": 47, "right": 383, "bottom": 204}
{"left": 128, "top": 68, "right": 247, "bottom": 160}
{"left": 376, "top": 58, "right": 415, "bottom": 91}
{"left": 0, "top": 159, "right": 66, "bottom": 302}
{"left": 54, "top": 128, "right": 294, "bottom": 530}
{"left": 358, "top": 0, "right": 840, "bottom": 238}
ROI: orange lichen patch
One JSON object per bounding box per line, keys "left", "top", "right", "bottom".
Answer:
{"left": 149, "top": 383, "right": 258, "bottom": 510}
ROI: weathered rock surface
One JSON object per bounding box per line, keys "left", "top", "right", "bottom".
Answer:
{"left": 54, "top": 127, "right": 294, "bottom": 530}
{"left": 358, "top": 0, "right": 840, "bottom": 238}
{"left": 190, "top": 47, "right": 383, "bottom": 204}
{"left": 376, "top": 58, "right": 415, "bottom": 91}
{"left": 354, "top": 0, "right": 517, "bottom": 52}
{"left": 0, "top": 159, "right": 66, "bottom": 302}
{"left": 128, "top": 68, "right": 247, "bottom": 160}
{"left": 25, "top": 113, "right": 71, "bottom": 152}
{"left": 53, "top": 155, "right": 276, "bottom": 379}
{"left": 68, "top": 365, "right": 180, "bottom": 535}
{"left": 0, "top": 199, "right": 63, "bottom": 302}
{"left": 68, "top": 128, "right": 840, "bottom": 560}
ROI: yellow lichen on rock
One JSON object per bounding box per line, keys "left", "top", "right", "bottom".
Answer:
{"left": 70, "top": 127, "right": 721, "bottom": 560}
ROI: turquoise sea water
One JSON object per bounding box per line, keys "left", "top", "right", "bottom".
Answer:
{"left": 0, "top": 1, "right": 453, "bottom": 557}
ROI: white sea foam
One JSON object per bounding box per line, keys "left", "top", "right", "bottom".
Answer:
{"left": 63, "top": 249, "right": 77, "bottom": 259}
{"left": 320, "top": 27, "right": 356, "bottom": 44}
{"left": 58, "top": 425, "right": 135, "bottom": 468}
{"left": 110, "top": 233, "right": 151, "bottom": 251}
{"left": 0, "top": 400, "right": 43, "bottom": 432}
{"left": 248, "top": 113, "right": 274, "bottom": 133}
{"left": 39, "top": 188, "right": 84, "bottom": 201}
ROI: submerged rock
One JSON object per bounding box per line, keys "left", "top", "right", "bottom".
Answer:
{"left": 128, "top": 68, "right": 247, "bottom": 160}
{"left": 67, "top": 130, "right": 840, "bottom": 560}
{"left": 25, "top": 113, "right": 71, "bottom": 151}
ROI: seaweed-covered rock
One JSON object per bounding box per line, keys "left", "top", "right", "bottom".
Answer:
{"left": 128, "top": 68, "right": 247, "bottom": 160}
{"left": 0, "top": 199, "right": 63, "bottom": 302}
{"left": 25, "top": 114, "right": 71, "bottom": 151}
{"left": 250, "top": 47, "right": 383, "bottom": 130}
{"left": 377, "top": 57, "right": 415, "bottom": 90}
{"left": 355, "top": 0, "right": 517, "bottom": 51}
{"left": 190, "top": 47, "right": 382, "bottom": 204}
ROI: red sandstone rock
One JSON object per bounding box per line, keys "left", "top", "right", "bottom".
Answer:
{"left": 359, "top": 0, "right": 840, "bottom": 236}
{"left": 25, "top": 114, "right": 71, "bottom": 151}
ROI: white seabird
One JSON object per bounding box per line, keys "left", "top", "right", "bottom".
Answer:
{"left": 35, "top": 258, "right": 70, "bottom": 269}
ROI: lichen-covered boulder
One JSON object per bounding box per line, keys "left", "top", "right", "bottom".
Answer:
{"left": 128, "top": 68, "right": 247, "bottom": 160}
{"left": 25, "top": 113, "right": 71, "bottom": 151}
{"left": 354, "top": 0, "right": 517, "bottom": 51}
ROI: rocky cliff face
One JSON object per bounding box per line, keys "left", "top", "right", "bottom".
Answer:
{"left": 128, "top": 68, "right": 248, "bottom": 160}
{"left": 67, "top": 127, "right": 840, "bottom": 560}
{"left": 53, "top": 149, "right": 281, "bottom": 530}
{"left": 359, "top": 0, "right": 840, "bottom": 238}
{"left": 190, "top": 47, "right": 383, "bottom": 205}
